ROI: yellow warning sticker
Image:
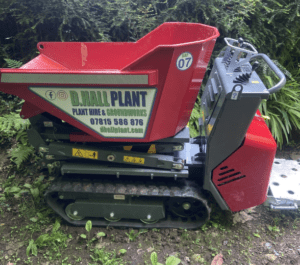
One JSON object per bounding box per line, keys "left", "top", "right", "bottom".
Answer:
{"left": 123, "top": 156, "right": 145, "bottom": 164}
{"left": 252, "top": 81, "right": 259, "bottom": 84}
{"left": 147, "top": 144, "right": 156, "bottom": 154}
{"left": 72, "top": 148, "right": 98, "bottom": 159}
{"left": 123, "top": 146, "right": 133, "bottom": 151}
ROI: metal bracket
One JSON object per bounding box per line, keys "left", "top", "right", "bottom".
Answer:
{"left": 48, "top": 142, "right": 184, "bottom": 170}
{"left": 270, "top": 199, "right": 298, "bottom": 211}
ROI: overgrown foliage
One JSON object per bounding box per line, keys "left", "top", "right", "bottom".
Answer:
{"left": 259, "top": 63, "right": 300, "bottom": 148}
{"left": 0, "top": 111, "right": 30, "bottom": 138}
{"left": 0, "top": 0, "right": 299, "bottom": 146}
{"left": 0, "top": 109, "right": 35, "bottom": 167}
{"left": 188, "top": 97, "right": 202, "bottom": 138}
{"left": 1, "top": 0, "right": 299, "bottom": 62}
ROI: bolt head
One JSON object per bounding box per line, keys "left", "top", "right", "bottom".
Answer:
{"left": 110, "top": 212, "right": 114, "bottom": 218}
{"left": 107, "top": 155, "right": 115, "bottom": 162}
{"left": 73, "top": 211, "right": 78, "bottom": 216}
{"left": 173, "top": 163, "right": 184, "bottom": 170}
{"left": 182, "top": 203, "right": 191, "bottom": 210}
{"left": 59, "top": 195, "right": 64, "bottom": 200}
{"left": 147, "top": 214, "right": 151, "bottom": 220}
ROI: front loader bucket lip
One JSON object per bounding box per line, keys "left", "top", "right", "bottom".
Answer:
{"left": 0, "top": 22, "right": 219, "bottom": 143}
{"left": 0, "top": 70, "right": 156, "bottom": 85}
{"left": 34, "top": 22, "right": 219, "bottom": 71}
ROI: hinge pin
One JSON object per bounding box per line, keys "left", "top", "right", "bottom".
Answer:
{"left": 107, "top": 155, "right": 116, "bottom": 162}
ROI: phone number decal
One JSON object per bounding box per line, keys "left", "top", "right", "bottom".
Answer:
{"left": 30, "top": 87, "right": 157, "bottom": 139}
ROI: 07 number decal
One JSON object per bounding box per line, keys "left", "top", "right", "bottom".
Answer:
{"left": 176, "top": 52, "right": 193, "bottom": 71}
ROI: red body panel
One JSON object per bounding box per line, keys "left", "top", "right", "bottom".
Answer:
{"left": 212, "top": 111, "right": 277, "bottom": 212}
{"left": 0, "top": 22, "right": 219, "bottom": 142}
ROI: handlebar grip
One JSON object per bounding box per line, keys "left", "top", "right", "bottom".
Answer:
{"left": 250, "top": 53, "right": 286, "bottom": 94}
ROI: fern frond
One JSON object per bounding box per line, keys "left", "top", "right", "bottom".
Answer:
{"left": 0, "top": 113, "right": 30, "bottom": 135}
{"left": 16, "top": 130, "right": 29, "bottom": 145}
{"left": 9, "top": 143, "right": 34, "bottom": 169}
{"left": 4, "top": 59, "right": 23, "bottom": 68}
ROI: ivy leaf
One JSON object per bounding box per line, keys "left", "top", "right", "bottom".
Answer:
{"left": 52, "top": 219, "right": 61, "bottom": 233}
{"left": 166, "top": 256, "right": 181, "bottom": 265}
{"left": 97, "top": 232, "right": 106, "bottom": 237}
{"left": 118, "top": 249, "right": 127, "bottom": 254}
{"left": 24, "top": 183, "right": 32, "bottom": 189}
{"left": 30, "top": 187, "right": 39, "bottom": 199}
{"left": 85, "top": 220, "right": 92, "bottom": 233}
{"left": 30, "top": 217, "right": 38, "bottom": 222}
{"left": 8, "top": 186, "right": 21, "bottom": 193}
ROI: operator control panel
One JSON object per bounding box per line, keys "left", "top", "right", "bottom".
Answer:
{"left": 201, "top": 38, "right": 270, "bottom": 137}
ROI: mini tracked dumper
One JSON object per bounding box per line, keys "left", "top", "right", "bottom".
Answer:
{"left": 0, "top": 22, "right": 299, "bottom": 229}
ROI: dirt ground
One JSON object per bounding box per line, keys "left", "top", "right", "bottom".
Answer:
{"left": 0, "top": 146, "right": 300, "bottom": 265}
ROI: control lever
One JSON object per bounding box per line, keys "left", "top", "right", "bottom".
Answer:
{"left": 237, "top": 38, "right": 244, "bottom": 61}
{"left": 233, "top": 61, "right": 259, "bottom": 83}
{"left": 250, "top": 61, "right": 260, "bottom": 76}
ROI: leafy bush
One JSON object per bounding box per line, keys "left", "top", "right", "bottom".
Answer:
{"left": 259, "top": 64, "right": 300, "bottom": 148}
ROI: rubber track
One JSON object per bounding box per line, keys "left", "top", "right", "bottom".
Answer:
{"left": 45, "top": 177, "right": 210, "bottom": 229}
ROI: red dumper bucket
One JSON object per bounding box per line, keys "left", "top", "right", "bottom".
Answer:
{"left": 0, "top": 22, "right": 219, "bottom": 143}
